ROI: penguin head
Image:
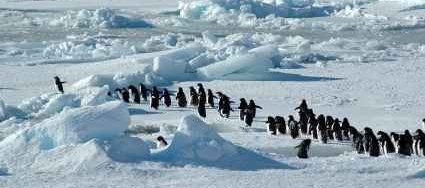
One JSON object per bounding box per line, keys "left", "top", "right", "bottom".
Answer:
{"left": 266, "top": 116, "right": 275, "bottom": 123}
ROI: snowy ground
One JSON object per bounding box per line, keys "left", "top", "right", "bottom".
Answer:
{"left": 1, "top": 0, "right": 425, "bottom": 187}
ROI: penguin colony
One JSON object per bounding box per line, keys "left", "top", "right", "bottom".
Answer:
{"left": 56, "top": 77, "right": 425, "bottom": 159}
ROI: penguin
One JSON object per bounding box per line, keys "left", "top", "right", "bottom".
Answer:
{"left": 121, "top": 88, "right": 130, "bottom": 103}
{"left": 404, "top": 130, "right": 414, "bottom": 154}
{"left": 156, "top": 136, "right": 168, "bottom": 148}
{"left": 317, "top": 114, "right": 328, "bottom": 144}
{"left": 332, "top": 118, "right": 343, "bottom": 141}
{"left": 294, "top": 99, "right": 308, "bottom": 113}
{"left": 198, "top": 88, "right": 207, "bottom": 107}
{"left": 114, "top": 88, "right": 122, "bottom": 99}
{"left": 266, "top": 116, "right": 277, "bottom": 135}
{"left": 150, "top": 86, "right": 160, "bottom": 110}
{"left": 189, "top": 86, "right": 199, "bottom": 107}
{"left": 390, "top": 132, "right": 400, "bottom": 152}
{"left": 238, "top": 98, "right": 248, "bottom": 121}
{"left": 414, "top": 129, "right": 425, "bottom": 156}
{"left": 248, "top": 100, "right": 262, "bottom": 118}
{"left": 341, "top": 118, "right": 351, "bottom": 140}
{"left": 54, "top": 76, "right": 66, "bottom": 94}
{"left": 349, "top": 126, "right": 364, "bottom": 153}
{"left": 197, "top": 83, "right": 205, "bottom": 95}
{"left": 422, "top": 118, "right": 425, "bottom": 131}
{"left": 176, "top": 87, "right": 187, "bottom": 108}
{"left": 356, "top": 133, "right": 366, "bottom": 154}
{"left": 308, "top": 113, "right": 318, "bottom": 139}
{"left": 295, "top": 139, "right": 312, "bottom": 159}
{"left": 139, "top": 83, "right": 148, "bottom": 102}
{"left": 298, "top": 110, "right": 309, "bottom": 135}
{"left": 128, "top": 85, "right": 141, "bottom": 104}
{"left": 207, "top": 89, "right": 217, "bottom": 108}
{"left": 161, "top": 88, "right": 172, "bottom": 107}
{"left": 288, "top": 115, "right": 299, "bottom": 139}
{"left": 398, "top": 133, "right": 412, "bottom": 156}
{"left": 217, "top": 93, "right": 232, "bottom": 118}
{"left": 363, "top": 127, "right": 380, "bottom": 157}
{"left": 275, "top": 116, "right": 286, "bottom": 135}
{"left": 244, "top": 107, "right": 254, "bottom": 127}
{"left": 377, "top": 131, "right": 396, "bottom": 154}
{"left": 326, "top": 116, "right": 335, "bottom": 140}
{"left": 198, "top": 102, "right": 206, "bottom": 118}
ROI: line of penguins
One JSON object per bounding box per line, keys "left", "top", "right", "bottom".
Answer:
{"left": 107, "top": 83, "right": 425, "bottom": 159}
{"left": 264, "top": 99, "right": 425, "bottom": 159}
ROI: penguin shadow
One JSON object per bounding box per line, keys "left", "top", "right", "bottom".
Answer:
{"left": 240, "top": 127, "right": 267, "bottom": 133}
{"left": 128, "top": 107, "right": 163, "bottom": 115}
{"left": 0, "top": 87, "right": 18, "bottom": 91}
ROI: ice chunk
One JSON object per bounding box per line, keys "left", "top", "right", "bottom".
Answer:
{"left": 197, "top": 45, "right": 277, "bottom": 79}
{"left": 106, "top": 136, "right": 150, "bottom": 162}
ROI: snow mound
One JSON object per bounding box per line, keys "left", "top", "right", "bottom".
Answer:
{"left": 50, "top": 8, "right": 153, "bottom": 28}
{"left": 154, "top": 115, "right": 290, "bottom": 170}
{"left": 106, "top": 136, "right": 150, "bottom": 163}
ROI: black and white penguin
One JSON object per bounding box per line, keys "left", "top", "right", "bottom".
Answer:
{"left": 198, "top": 88, "right": 207, "bottom": 107}
{"left": 341, "top": 118, "right": 351, "bottom": 140}
{"left": 150, "top": 86, "right": 160, "bottom": 110}
{"left": 422, "top": 119, "right": 425, "bottom": 131}
{"left": 404, "top": 130, "right": 414, "bottom": 154}
{"left": 238, "top": 98, "right": 248, "bottom": 121}
{"left": 414, "top": 129, "right": 425, "bottom": 156}
{"left": 156, "top": 136, "right": 168, "bottom": 148}
{"left": 139, "top": 83, "right": 148, "bottom": 102}
{"left": 295, "top": 139, "right": 312, "bottom": 159}
{"left": 398, "top": 133, "right": 412, "bottom": 156}
{"left": 207, "top": 89, "right": 217, "bottom": 108}
{"left": 317, "top": 114, "right": 328, "bottom": 144}
{"left": 294, "top": 99, "right": 308, "bottom": 113}
{"left": 308, "top": 114, "right": 318, "bottom": 139}
{"left": 128, "top": 85, "right": 141, "bottom": 104}
{"left": 326, "top": 116, "right": 335, "bottom": 140}
{"left": 391, "top": 132, "right": 400, "bottom": 152}
{"left": 266, "top": 116, "right": 277, "bottom": 135}
{"left": 189, "top": 86, "right": 199, "bottom": 107}
{"left": 198, "top": 102, "right": 206, "bottom": 118}
{"left": 364, "top": 127, "right": 375, "bottom": 153}
{"left": 176, "top": 87, "right": 187, "bottom": 108}
{"left": 275, "top": 116, "right": 286, "bottom": 135}
{"left": 248, "top": 100, "right": 262, "bottom": 118}
{"left": 332, "top": 118, "right": 343, "bottom": 141}
{"left": 349, "top": 126, "right": 364, "bottom": 154}
{"left": 121, "top": 88, "right": 130, "bottom": 103}
{"left": 54, "top": 76, "right": 66, "bottom": 94}
{"left": 377, "top": 131, "right": 396, "bottom": 154}
{"left": 288, "top": 115, "right": 300, "bottom": 139}
{"left": 161, "top": 88, "right": 172, "bottom": 107}
{"left": 217, "top": 92, "right": 232, "bottom": 118}
{"left": 363, "top": 127, "right": 380, "bottom": 157}
{"left": 298, "top": 110, "right": 309, "bottom": 135}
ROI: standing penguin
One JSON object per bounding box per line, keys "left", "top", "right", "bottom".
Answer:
{"left": 294, "top": 99, "right": 308, "bottom": 113}
{"left": 128, "top": 85, "right": 141, "bottom": 104}
{"left": 326, "top": 116, "right": 335, "bottom": 140}
{"left": 54, "top": 76, "right": 66, "bottom": 94}
{"left": 349, "top": 126, "right": 365, "bottom": 154}
{"left": 266, "top": 116, "right": 277, "bottom": 135}
{"left": 414, "top": 129, "right": 425, "bottom": 156}
{"left": 121, "top": 88, "right": 130, "bottom": 103}
{"left": 422, "top": 119, "right": 425, "bottom": 131}
{"left": 275, "top": 116, "right": 286, "bottom": 134}
{"left": 341, "top": 118, "right": 351, "bottom": 140}
{"left": 189, "top": 86, "right": 199, "bottom": 107}
{"left": 238, "top": 98, "right": 248, "bottom": 121}
{"left": 308, "top": 114, "right": 318, "bottom": 139}
{"left": 176, "top": 87, "right": 187, "bottom": 108}
{"left": 332, "top": 118, "right": 343, "bottom": 141}
{"left": 364, "top": 127, "right": 380, "bottom": 157}
{"left": 377, "top": 131, "right": 396, "bottom": 154}
{"left": 198, "top": 102, "right": 206, "bottom": 118}
{"left": 298, "top": 110, "right": 309, "bottom": 135}
{"left": 150, "top": 86, "right": 160, "bottom": 110}
{"left": 207, "top": 89, "right": 217, "bottom": 108}
{"left": 161, "top": 88, "right": 172, "bottom": 107}
{"left": 404, "top": 130, "right": 414, "bottom": 154}
{"left": 217, "top": 93, "right": 232, "bottom": 118}
{"left": 288, "top": 115, "right": 300, "bottom": 139}
{"left": 295, "top": 139, "right": 312, "bottom": 159}
{"left": 317, "top": 114, "right": 328, "bottom": 144}
{"left": 248, "top": 100, "right": 262, "bottom": 118}
{"left": 198, "top": 88, "right": 207, "bottom": 107}
{"left": 139, "top": 83, "right": 148, "bottom": 102}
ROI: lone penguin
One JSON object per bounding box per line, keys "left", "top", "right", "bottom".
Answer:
{"left": 295, "top": 139, "right": 312, "bottom": 159}
{"left": 54, "top": 76, "right": 66, "bottom": 94}
{"left": 156, "top": 136, "right": 168, "bottom": 148}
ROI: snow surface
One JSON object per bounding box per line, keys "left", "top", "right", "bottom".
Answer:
{"left": 1, "top": 0, "right": 425, "bottom": 187}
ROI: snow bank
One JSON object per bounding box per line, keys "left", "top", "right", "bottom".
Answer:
{"left": 50, "top": 8, "right": 153, "bottom": 28}
{"left": 197, "top": 45, "right": 278, "bottom": 79}
{"left": 106, "top": 136, "right": 150, "bottom": 162}
{"left": 154, "top": 115, "right": 289, "bottom": 170}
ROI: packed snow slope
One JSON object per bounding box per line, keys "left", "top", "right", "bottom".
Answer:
{"left": 2, "top": 0, "right": 425, "bottom": 187}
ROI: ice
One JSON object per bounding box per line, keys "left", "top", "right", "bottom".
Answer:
{"left": 0, "top": 100, "right": 6, "bottom": 122}
{"left": 154, "top": 115, "right": 289, "bottom": 170}
{"left": 50, "top": 8, "right": 153, "bottom": 28}
{"left": 197, "top": 45, "right": 277, "bottom": 79}
{"left": 106, "top": 136, "right": 150, "bottom": 162}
